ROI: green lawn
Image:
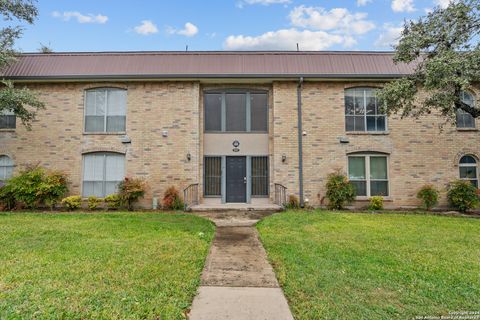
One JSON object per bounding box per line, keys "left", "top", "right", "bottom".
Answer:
{"left": 257, "top": 211, "right": 480, "bottom": 320}
{"left": 0, "top": 212, "right": 215, "bottom": 320}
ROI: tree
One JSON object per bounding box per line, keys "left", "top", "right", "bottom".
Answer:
{"left": 0, "top": 0, "right": 44, "bottom": 129}
{"left": 377, "top": 0, "right": 480, "bottom": 125}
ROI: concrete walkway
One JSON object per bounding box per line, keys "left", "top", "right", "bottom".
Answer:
{"left": 189, "top": 212, "right": 294, "bottom": 320}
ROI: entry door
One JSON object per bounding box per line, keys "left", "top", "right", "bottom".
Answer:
{"left": 226, "top": 156, "right": 247, "bottom": 203}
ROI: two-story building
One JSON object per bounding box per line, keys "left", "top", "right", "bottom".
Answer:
{"left": 1, "top": 51, "right": 478, "bottom": 209}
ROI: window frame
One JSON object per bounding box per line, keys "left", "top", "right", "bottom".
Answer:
{"left": 83, "top": 87, "right": 127, "bottom": 134}
{"left": 203, "top": 89, "right": 269, "bottom": 133}
{"left": 459, "top": 155, "right": 479, "bottom": 188}
{"left": 345, "top": 87, "right": 388, "bottom": 133}
{"left": 0, "top": 155, "right": 14, "bottom": 182}
{"left": 0, "top": 109, "right": 16, "bottom": 130}
{"left": 456, "top": 91, "right": 477, "bottom": 129}
{"left": 82, "top": 152, "right": 125, "bottom": 198}
{"left": 347, "top": 153, "right": 390, "bottom": 198}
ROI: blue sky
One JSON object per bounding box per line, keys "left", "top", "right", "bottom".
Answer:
{"left": 9, "top": 0, "right": 451, "bottom": 52}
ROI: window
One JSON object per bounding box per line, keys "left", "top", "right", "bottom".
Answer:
{"left": 0, "top": 109, "right": 16, "bottom": 129}
{"left": 204, "top": 157, "right": 222, "bottom": 196}
{"left": 204, "top": 91, "right": 268, "bottom": 132}
{"left": 345, "top": 88, "right": 386, "bottom": 132}
{"left": 459, "top": 155, "right": 478, "bottom": 188}
{"left": 82, "top": 152, "right": 125, "bottom": 197}
{"left": 251, "top": 156, "right": 269, "bottom": 197}
{"left": 85, "top": 88, "right": 127, "bottom": 133}
{"left": 0, "top": 155, "right": 14, "bottom": 182}
{"left": 456, "top": 91, "right": 476, "bottom": 129}
{"left": 348, "top": 154, "right": 389, "bottom": 197}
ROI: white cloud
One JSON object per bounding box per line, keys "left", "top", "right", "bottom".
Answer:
{"left": 374, "top": 24, "right": 403, "bottom": 48}
{"left": 224, "top": 28, "right": 351, "bottom": 50}
{"left": 357, "top": 0, "right": 372, "bottom": 6}
{"left": 237, "top": 0, "right": 290, "bottom": 7}
{"left": 289, "top": 5, "right": 375, "bottom": 35}
{"left": 391, "top": 0, "right": 416, "bottom": 12}
{"left": 434, "top": 0, "right": 456, "bottom": 8}
{"left": 52, "top": 11, "right": 108, "bottom": 24}
{"left": 168, "top": 22, "right": 199, "bottom": 37}
{"left": 134, "top": 20, "right": 159, "bottom": 35}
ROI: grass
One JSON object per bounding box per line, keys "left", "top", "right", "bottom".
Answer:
{"left": 0, "top": 212, "right": 215, "bottom": 320}
{"left": 257, "top": 210, "right": 480, "bottom": 320}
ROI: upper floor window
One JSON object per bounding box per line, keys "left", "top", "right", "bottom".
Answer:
{"left": 85, "top": 88, "right": 127, "bottom": 133}
{"left": 348, "top": 154, "right": 389, "bottom": 197}
{"left": 0, "top": 155, "right": 14, "bottom": 182}
{"left": 204, "top": 91, "right": 268, "bottom": 133}
{"left": 82, "top": 152, "right": 125, "bottom": 197}
{"left": 459, "top": 155, "right": 478, "bottom": 188}
{"left": 456, "top": 91, "right": 476, "bottom": 129}
{"left": 0, "top": 109, "right": 16, "bottom": 129}
{"left": 345, "top": 87, "right": 386, "bottom": 132}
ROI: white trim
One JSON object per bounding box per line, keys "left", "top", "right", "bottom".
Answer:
{"left": 347, "top": 153, "right": 390, "bottom": 197}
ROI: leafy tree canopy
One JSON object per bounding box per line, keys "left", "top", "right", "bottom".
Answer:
{"left": 378, "top": 0, "right": 480, "bottom": 124}
{"left": 0, "top": 0, "right": 44, "bottom": 129}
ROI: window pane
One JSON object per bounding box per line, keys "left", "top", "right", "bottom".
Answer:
{"left": 345, "top": 116, "right": 355, "bottom": 131}
{"left": 472, "top": 180, "right": 478, "bottom": 188}
{"left": 204, "top": 157, "right": 221, "bottom": 196}
{"left": 349, "top": 157, "right": 365, "bottom": 179}
{"left": 345, "top": 90, "right": 355, "bottom": 115}
{"left": 0, "top": 155, "right": 13, "bottom": 166}
{"left": 85, "top": 115, "right": 105, "bottom": 132}
{"left": 250, "top": 93, "right": 268, "bottom": 132}
{"left": 371, "top": 181, "right": 389, "bottom": 196}
{"left": 365, "top": 89, "right": 376, "bottom": 115}
{"left": 95, "top": 91, "right": 106, "bottom": 115}
{"left": 0, "top": 115, "right": 16, "bottom": 129}
{"left": 370, "top": 157, "right": 387, "bottom": 179}
{"left": 205, "top": 93, "right": 222, "bottom": 131}
{"left": 107, "top": 89, "right": 127, "bottom": 116}
{"left": 456, "top": 110, "right": 475, "bottom": 128}
{"left": 252, "top": 156, "right": 269, "bottom": 196}
{"left": 226, "top": 93, "right": 246, "bottom": 131}
{"left": 460, "top": 156, "right": 476, "bottom": 164}
{"left": 460, "top": 166, "right": 477, "bottom": 179}
{"left": 85, "top": 90, "right": 96, "bottom": 115}
{"left": 354, "top": 89, "right": 365, "bottom": 115}
{"left": 106, "top": 116, "right": 126, "bottom": 132}
{"left": 366, "top": 116, "right": 376, "bottom": 131}
{"left": 105, "top": 181, "right": 120, "bottom": 196}
{"left": 83, "top": 154, "right": 104, "bottom": 181}
{"left": 105, "top": 154, "right": 125, "bottom": 181}
{"left": 354, "top": 116, "right": 365, "bottom": 131}
{"left": 351, "top": 181, "right": 367, "bottom": 196}
{"left": 376, "top": 116, "right": 386, "bottom": 131}
{"left": 83, "top": 181, "right": 103, "bottom": 197}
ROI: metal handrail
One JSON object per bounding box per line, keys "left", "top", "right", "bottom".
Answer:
{"left": 274, "top": 183, "right": 288, "bottom": 207}
{"left": 183, "top": 183, "right": 199, "bottom": 211}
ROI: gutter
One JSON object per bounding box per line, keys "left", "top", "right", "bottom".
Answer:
{"left": 297, "top": 77, "right": 304, "bottom": 208}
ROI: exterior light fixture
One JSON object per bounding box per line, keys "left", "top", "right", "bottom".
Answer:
{"left": 187, "top": 153, "right": 191, "bottom": 161}
{"left": 282, "top": 154, "right": 287, "bottom": 162}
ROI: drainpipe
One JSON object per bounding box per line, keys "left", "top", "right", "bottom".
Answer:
{"left": 297, "top": 77, "right": 304, "bottom": 208}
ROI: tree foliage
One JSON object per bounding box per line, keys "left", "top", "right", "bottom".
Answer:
{"left": 0, "top": 0, "right": 44, "bottom": 128}
{"left": 378, "top": 0, "right": 480, "bottom": 123}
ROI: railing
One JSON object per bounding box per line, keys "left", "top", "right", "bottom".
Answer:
{"left": 274, "top": 183, "right": 288, "bottom": 207}
{"left": 183, "top": 183, "right": 199, "bottom": 211}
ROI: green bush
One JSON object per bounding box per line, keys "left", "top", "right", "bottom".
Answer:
{"left": 87, "top": 196, "right": 102, "bottom": 210}
{"left": 118, "top": 177, "right": 147, "bottom": 211}
{"left": 6, "top": 165, "right": 68, "bottom": 209}
{"left": 325, "top": 171, "right": 356, "bottom": 210}
{"left": 417, "top": 184, "right": 439, "bottom": 210}
{"left": 61, "top": 196, "right": 82, "bottom": 211}
{"left": 0, "top": 184, "right": 16, "bottom": 210}
{"left": 162, "top": 186, "right": 183, "bottom": 210}
{"left": 285, "top": 194, "right": 300, "bottom": 209}
{"left": 368, "top": 196, "right": 384, "bottom": 210}
{"left": 104, "top": 194, "right": 121, "bottom": 210}
{"left": 447, "top": 180, "right": 479, "bottom": 213}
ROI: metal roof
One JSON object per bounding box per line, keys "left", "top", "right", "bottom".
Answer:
{"left": 2, "top": 51, "right": 415, "bottom": 80}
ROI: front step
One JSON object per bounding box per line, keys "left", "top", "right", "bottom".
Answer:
{"left": 189, "top": 204, "right": 283, "bottom": 213}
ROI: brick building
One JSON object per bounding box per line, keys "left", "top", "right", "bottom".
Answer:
{"left": 0, "top": 51, "right": 478, "bottom": 209}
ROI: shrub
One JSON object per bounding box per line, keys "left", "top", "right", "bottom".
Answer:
{"left": 38, "top": 170, "right": 69, "bottom": 209}
{"left": 61, "top": 196, "right": 82, "bottom": 211}
{"left": 118, "top": 177, "right": 147, "bottom": 211}
{"left": 447, "top": 180, "right": 479, "bottom": 213}
{"left": 104, "top": 194, "right": 121, "bottom": 210}
{"left": 368, "top": 196, "right": 384, "bottom": 210}
{"left": 417, "top": 184, "right": 439, "bottom": 210}
{"left": 87, "top": 196, "right": 102, "bottom": 210}
{"left": 0, "top": 184, "right": 16, "bottom": 210}
{"left": 162, "top": 186, "right": 183, "bottom": 210}
{"left": 285, "top": 194, "right": 300, "bottom": 209}
{"left": 325, "top": 171, "right": 356, "bottom": 210}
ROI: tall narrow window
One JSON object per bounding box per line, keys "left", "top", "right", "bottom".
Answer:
{"left": 251, "top": 156, "right": 269, "bottom": 196}
{"left": 459, "top": 155, "right": 478, "bottom": 187}
{"left": 204, "top": 93, "right": 222, "bottom": 131}
{"left": 83, "top": 152, "right": 125, "bottom": 197}
{"left": 345, "top": 88, "right": 386, "bottom": 132}
{"left": 226, "top": 93, "right": 246, "bottom": 132}
{"left": 204, "top": 157, "right": 222, "bottom": 196}
{"left": 0, "top": 109, "right": 16, "bottom": 129}
{"left": 456, "top": 91, "right": 476, "bottom": 129}
{"left": 250, "top": 93, "right": 268, "bottom": 132}
{"left": 0, "top": 155, "right": 14, "bottom": 182}
{"left": 348, "top": 154, "right": 389, "bottom": 197}
{"left": 85, "top": 88, "right": 127, "bottom": 133}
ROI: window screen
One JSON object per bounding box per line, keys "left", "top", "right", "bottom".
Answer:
{"left": 83, "top": 153, "right": 125, "bottom": 197}
{"left": 204, "top": 157, "right": 222, "bottom": 196}
{"left": 85, "top": 88, "right": 127, "bottom": 133}
{"left": 251, "top": 156, "right": 269, "bottom": 196}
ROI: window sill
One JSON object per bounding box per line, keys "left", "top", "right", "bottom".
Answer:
{"left": 355, "top": 196, "right": 393, "bottom": 201}
{"left": 83, "top": 132, "right": 126, "bottom": 135}
{"left": 0, "top": 129, "right": 16, "bottom": 132}
{"left": 204, "top": 131, "right": 269, "bottom": 134}
{"left": 346, "top": 131, "right": 390, "bottom": 135}
{"left": 456, "top": 128, "right": 478, "bottom": 132}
